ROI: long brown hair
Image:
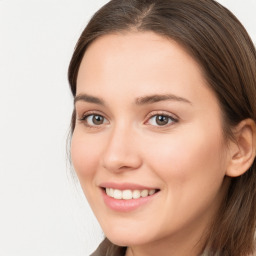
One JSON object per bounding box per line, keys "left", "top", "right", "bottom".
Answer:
{"left": 68, "top": 0, "right": 256, "bottom": 254}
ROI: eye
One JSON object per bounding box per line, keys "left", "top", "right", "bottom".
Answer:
{"left": 147, "top": 114, "right": 177, "bottom": 127}
{"left": 80, "top": 114, "right": 108, "bottom": 127}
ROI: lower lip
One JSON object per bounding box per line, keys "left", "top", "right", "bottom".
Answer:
{"left": 102, "top": 189, "right": 158, "bottom": 212}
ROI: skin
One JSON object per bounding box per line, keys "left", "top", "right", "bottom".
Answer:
{"left": 71, "top": 32, "right": 233, "bottom": 256}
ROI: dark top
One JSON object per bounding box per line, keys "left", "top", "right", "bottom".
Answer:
{"left": 90, "top": 238, "right": 127, "bottom": 256}
{"left": 90, "top": 239, "right": 256, "bottom": 256}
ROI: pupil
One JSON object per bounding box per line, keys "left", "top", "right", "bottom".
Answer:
{"left": 156, "top": 115, "right": 168, "bottom": 125}
{"left": 93, "top": 115, "right": 103, "bottom": 125}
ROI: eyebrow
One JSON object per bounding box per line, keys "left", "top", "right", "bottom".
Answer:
{"left": 74, "top": 94, "right": 105, "bottom": 106}
{"left": 135, "top": 94, "right": 192, "bottom": 105}
{"left": 74, "top": 93, "right": 192, "bottom": 106}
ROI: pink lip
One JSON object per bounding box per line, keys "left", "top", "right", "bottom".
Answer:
{"left": 100, "top": 183, "right": 159, "bottom": 212}
{"left": 99, "top": 182, "right": 157, "bottom": 190}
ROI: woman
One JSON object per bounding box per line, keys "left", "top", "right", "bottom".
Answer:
{"left": 68, "top": 0, "right": 256, "bottom": 255}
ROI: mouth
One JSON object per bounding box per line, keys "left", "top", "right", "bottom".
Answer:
{"left": 99, "top": 183, "right": 160, "bottom": 211}
{"left": 103, "top": 187, "right": 159, "bottom": 200}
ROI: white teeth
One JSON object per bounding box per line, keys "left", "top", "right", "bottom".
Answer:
{"left": 109, "top": 188, "right": 114, "bottom": 197}
{"left": 141, "top": 189, "right": 149, "bottom": 197}
{"left": 122, "top": 190, "right": 133, "bottom": 200}
{"left": 105, "top": 188, "right": 157, "bottom": 200}
{"left": 149, "top": 189, "right": 155, "bottom": 196}
{"left": 132, "top": 190, "right": 141, "bottom": 199}
{"left": 113, "top": 189, "right": 122, "bottom": 199}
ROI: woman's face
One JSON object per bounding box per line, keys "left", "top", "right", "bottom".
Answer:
{"left": 71, "top": 32, "right": 230, "bottom": 249}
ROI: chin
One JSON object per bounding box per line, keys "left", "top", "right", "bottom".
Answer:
{"left": 102, "top": 224, "right": 156, "bottom": 247}
{"left": 106, "top": 235, "right": 145, "bottom": 247}
{"left": 103, "top": 226, "right": 148, "bottom": 246}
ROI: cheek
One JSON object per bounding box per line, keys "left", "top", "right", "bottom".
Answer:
{"left": 144, "top": 125, "right": 226, "bottom": 187}
{"left": 142, "top": 126, "right": 228, "bottom": 230}
{"left": 71, "top": 132, "right": 101, "bottom": 183}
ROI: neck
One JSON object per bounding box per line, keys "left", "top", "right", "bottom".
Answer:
{"left": 125, "top": 179, "right": 230, "bottom": 256}
{"left": 125, "top": 231, "right": 205, "bottom": 256}
{"left": 124, "top": 205, "right": 216, "bottom": 256}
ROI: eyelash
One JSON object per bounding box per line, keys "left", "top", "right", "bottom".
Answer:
{"left": 78, "top": 111, "right": 178, "bottom": 128}
{"left": 78, "top": 111, "right": 109, "bottom": 128}
{"left": 145, "top": 111, "right": 178, "bottom": 128}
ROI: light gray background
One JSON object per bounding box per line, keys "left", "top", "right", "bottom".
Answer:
{"left": 0, "top": 1, "right": 255, "bottom": 255}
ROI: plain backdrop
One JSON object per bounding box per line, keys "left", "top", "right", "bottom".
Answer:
{"left": 0, "top": 1, "right": 255, "bottom": 255}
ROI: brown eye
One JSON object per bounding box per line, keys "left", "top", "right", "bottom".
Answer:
{"left": 148, "top": 114, "right": 177, "bottom": 127}
{"left": 83, "top": 114, "right": 107, "bottom": 126}
{"left": 156, "top": 115, "right": 169, "bottom": 126}
{"left": 92, "top": 115, "right": 104, "bottom": 125}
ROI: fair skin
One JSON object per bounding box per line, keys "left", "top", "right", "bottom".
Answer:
{"left": 71, "top": 32, "right": 255, "bottom": 256}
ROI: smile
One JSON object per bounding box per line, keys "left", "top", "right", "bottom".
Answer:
{"left": 100, "top": 183, "right": 160, "bottom": 211}
{"left": 102, "top": 187, "right": 159, "bottom": 212}
{"left": 105, "top": 188, "right": 157, "bottom": 200}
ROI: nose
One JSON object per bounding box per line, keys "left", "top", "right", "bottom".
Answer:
{"left": 101, "top": 126, "right": 142, "bottom": 173}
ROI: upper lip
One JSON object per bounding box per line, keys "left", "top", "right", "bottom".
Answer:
{"left": 99, "top": 182, "right": 159, "bottom": 191}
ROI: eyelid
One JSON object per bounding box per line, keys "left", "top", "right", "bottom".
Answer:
{"left": 144, "top": 111, "right": 179, "bottom": 126}
{"left": 77, "top": 110, "right": 108, "bottom": 120}
{"left": 77, "top": 110, "right": 110, "bottom": 128}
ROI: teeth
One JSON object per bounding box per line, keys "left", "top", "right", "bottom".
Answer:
{"left": 105, "top": 188, "right": 157, "bottom": 200}
{"left": 113, "top": 189, "right": 122, "bottom": 199}
{"left": 132, "top": 190, "right": 140, "bottom": 199}
{"left": 109, "top": 188, "right": 114, "bottom": 197}
{"left": 122, "top": 190, "right": 133, "bottom": 200}
{"left": 141, "top": 189, "right": 149, "bottom": 197}
{"left": 149, "top": 189, "right": 155, "bottom": 195}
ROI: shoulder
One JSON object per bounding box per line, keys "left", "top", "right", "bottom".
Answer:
{"left": 90, "top": 238, "right": 127, "bottom": 256}
{"left": 90, "top": 238, "right": 111, "bottom": 256}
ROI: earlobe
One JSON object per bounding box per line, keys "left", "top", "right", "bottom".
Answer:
{"left": 226, "top": 119, "right": 256, "bottom": 178}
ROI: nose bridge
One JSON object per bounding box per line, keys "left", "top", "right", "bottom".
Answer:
{"left": 102, "top": 122, "right": 141, "bottom": 172}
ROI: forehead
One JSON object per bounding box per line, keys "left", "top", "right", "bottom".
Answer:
{"left": 79, "top": 32, "right": 201, "bottom": 74}
{"left": 75, "top": 32, "right": 223, "bottom": 119}
{"left": 77, "top": 32, "right": 206, "bottom": 96}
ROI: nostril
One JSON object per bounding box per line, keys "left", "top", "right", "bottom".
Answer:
{"left": 101, "top": 134, "right": 142, "bottom": 172}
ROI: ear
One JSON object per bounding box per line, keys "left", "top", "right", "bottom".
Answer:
{"left": 226, "top": 119, "right": 256, "bottom": 177}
